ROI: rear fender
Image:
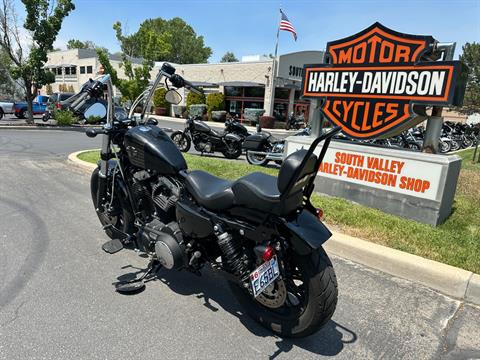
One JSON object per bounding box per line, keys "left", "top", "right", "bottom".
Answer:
{"left": 284, "top": 210, "right": 332, "bottom": 255}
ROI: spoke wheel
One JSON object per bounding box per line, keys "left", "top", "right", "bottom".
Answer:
{"left": 171, "top": 131, "right": 191, "bottom": 152}
{"left": 246, "top": 150, "right": 269, "bottom": 166}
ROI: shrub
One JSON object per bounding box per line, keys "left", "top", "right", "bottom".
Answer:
{"left": 186, "top": 90, "right": 206, "bottom": 110}
{"left": 45, "top": 84, "right": 53, "bottom": 95}
{"left": 206, "top": 93, "right": 225, "bottom": 120}
{"left": 153, "top": 87, "right": 168, "bottom": 108}
{"left": 87, "top": 115, "right": 102, "bottom": 124}
{"left": 55, "top": 109, "right": 76, "bottom": 126}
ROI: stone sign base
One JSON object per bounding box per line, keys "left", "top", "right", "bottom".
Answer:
{"left": 285, "top": 136, "right": 462, "bottom": 226}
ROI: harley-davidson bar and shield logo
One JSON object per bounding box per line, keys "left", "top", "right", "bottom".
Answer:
{"left": 301, "top": 23, "right": 466, "bottom": 139}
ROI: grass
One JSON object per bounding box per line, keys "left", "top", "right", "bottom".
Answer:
{"left": 78, "top": 149, "right": 480, "bottom": 273}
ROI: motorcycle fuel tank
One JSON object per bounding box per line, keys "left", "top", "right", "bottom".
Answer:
{"left": 124, "top": 125, "right": 187, "bottom": 175}
{"left": 193, "top": 120, "right": 211, "bottom": 133}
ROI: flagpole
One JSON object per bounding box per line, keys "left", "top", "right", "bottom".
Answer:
{"left": 274, "top": 8, "right": 281, "bottom": 58}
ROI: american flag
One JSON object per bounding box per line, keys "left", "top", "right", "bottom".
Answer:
{"left": 279, "top": 9, "right": 297, "bottom": 41}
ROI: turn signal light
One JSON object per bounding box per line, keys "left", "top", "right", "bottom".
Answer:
{"left": 262, "top": 246, "right": 275, "bottom": 262}
{"left": 316, "top": 208, "right": 325, "bottom": 221}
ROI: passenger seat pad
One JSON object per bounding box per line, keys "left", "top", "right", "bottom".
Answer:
{"left": 232, "top": 172, "right": 280, "bottom": 212}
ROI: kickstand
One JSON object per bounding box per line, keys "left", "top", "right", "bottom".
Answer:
{"left": 115, "top": 259, "right": 162, "bottom": 294}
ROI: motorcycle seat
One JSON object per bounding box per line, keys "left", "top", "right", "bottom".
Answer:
{"left": 231, "top": 172, "right": 281, "bottom": 213}
{"left": 185, "top": 170, "right": 234, "bottom": 211}
{"left": 185, "top": 150, "right": 317, "bottom": 216}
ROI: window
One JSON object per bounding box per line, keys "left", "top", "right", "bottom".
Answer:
{"left": 71, "top": 67, "right": 76, "bottom": 75}
{"left": 244, "top": 87, "right": 265, "bottom": 98}
{"left": 57, "top": 67, "right": 62, "bottom": 75}
{"left": 80, "top": 66, "right": 85, "bottom": 74}
{"left": 274, "top": 88, "right": 290, "bottom": 100}
{"left": 87, "top": 66, "right": 93, "bottom": 74}
{"left": 65, "top": 67, "right": 70, "bottom": 75}
{"left": 224, "top": 86, "right": 241, "bottom": 97}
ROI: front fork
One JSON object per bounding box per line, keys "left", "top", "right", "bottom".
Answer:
{"left": 96, "top": 129, "right": 112, "bottom": 211}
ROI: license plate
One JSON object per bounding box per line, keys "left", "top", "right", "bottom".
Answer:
{"left": 250, "top": 256, "right": 280, "bottom": 298}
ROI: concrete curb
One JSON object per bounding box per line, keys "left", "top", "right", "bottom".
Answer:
{"left": 324, "top": 232, "right": 477, "bottom": 302}
{"left": 68, "top": 150, "right": 98, "bottom": 172}
{"left": 69, "top": 149, "right": 480, "bottom": 306}
{"left": 0, "top": 125, "right": 89, "bottom": 132}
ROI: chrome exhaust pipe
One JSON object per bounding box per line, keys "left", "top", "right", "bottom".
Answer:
{"left": 248, "top": 151, "right": 284, "bottom": 161}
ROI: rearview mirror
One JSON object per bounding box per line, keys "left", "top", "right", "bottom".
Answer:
{"left": 84, "top": 102, "right": 107, "bottom": 119}
{"left": 165, "top": 89, "right": 182, "bottom": 105}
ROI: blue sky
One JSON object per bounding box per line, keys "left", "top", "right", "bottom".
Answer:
{"left": 43, "top": 0, "right": 480, "bottom": 62}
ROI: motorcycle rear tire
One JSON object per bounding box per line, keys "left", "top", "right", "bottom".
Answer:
{"left": 222, "top": 141, "right": 242, "bottom": 159}
{"left": 246, "top": 150, "right": 270, "bottom": 166}
{"left": 228, "top": 247, "right": 338, "bottom": 338}
{"left": 171, "top": 131, "right": 191, "bottom": 152}
{"left": 90, "top": 168, "right": 135, "bottom": 240}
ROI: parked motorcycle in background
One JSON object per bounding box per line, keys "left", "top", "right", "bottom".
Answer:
{"left": 285, "top": 111, "right": 305, "bottom": 130}
{"left": 170, "top": 116, "right": 244, "bottom": 159}
{"left": 224, "top": 115, "right": 250, "bottom": 139}
{"left": 68, "top": 63, "right": 339, "bottom": 338}
{"left": 243, "top": 125, "right": 311, "bottom": 167}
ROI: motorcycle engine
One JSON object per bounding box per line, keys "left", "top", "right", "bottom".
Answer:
{"left": 139, "top": 220, "right": 186, "bottom": 270}
{"left": 272, "top": 142, "right": 285, "bottom": 153}
{"left": 195, "top": 141, "right": 213, "bottom": 153}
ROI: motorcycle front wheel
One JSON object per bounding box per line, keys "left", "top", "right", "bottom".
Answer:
{"left": 450, "top": 139, "right": 461, "bottom": 152}
{"left": 171, "top": 131, "right": 191, "bottom": 152}
{"left": 229, "top": 247, "right": 338, "bottom": 338}
{"left": 246, "top": 150, "right": 269, "bottom": 166}
{"left": 90, "top": 168, "right": 135, "bottom": 240}
{"left": 439, "top": 140, "right": 451, "bottom": 153}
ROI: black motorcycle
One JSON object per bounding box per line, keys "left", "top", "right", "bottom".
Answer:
{"left": 243, "top": 126, "right": 310, "bottom": 167}
{"left": 224, "top": 116, "right": 250, "bottom": 139}
{"left": 70, "top": 62, "right": 339, "bottom": 338}
{"left": 285, "top": 112, "right": 305, "bottom": 130}
{"left": 170, "top": 116, "right": 243, "bottom": 159}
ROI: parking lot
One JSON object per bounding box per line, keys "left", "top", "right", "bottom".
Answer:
{"left": 0, "top": 129, "right": 479, "bottom": 360}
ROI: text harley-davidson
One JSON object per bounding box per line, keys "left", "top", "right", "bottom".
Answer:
{"left": 69, "top": 63, "right": 339, "bottom": 338}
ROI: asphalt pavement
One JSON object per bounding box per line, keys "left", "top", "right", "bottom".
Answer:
{"left": 0, "top": 129, "right": 479, "bottom": 360}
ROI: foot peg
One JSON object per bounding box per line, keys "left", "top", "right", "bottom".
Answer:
{"left": 115, "top": 259, "right": 161, "bottom": 294}
{"left": 102, "top": 239, "right": 124, "bottom": 254}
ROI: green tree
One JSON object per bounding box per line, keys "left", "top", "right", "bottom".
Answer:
{"left": 0, "top": 49, "right": 19, "bottom": 98}
{"left": 96, "top": 22, "right": 154, "bottom": 104}
{"left": 220, "top": 52, "right": 238, "bottom": 63}
{"left": 67, "top": 38, "right": 108, "bottom": 54}
{"left": 0, "top": 0, "right": 75, "bottom": 123}
{"left": 458, "top": 42, "right": 480, "bottom": 115}
{"left": 118, "top": 17, "right": 211, "bottom": 64}
{"left": 67, "top": 39, "right": 95, "bottom": 49}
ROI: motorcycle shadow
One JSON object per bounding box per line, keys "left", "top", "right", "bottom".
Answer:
{"left": 139, "top": 264, "right": 357, "bottom": 358}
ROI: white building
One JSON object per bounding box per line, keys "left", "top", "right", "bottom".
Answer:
{"left": 44, "top": 49, "right": 324, "bottom": 121}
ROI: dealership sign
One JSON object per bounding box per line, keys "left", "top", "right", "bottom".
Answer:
{"left": 301, "top": 22, "right": 467, "bottom": 139}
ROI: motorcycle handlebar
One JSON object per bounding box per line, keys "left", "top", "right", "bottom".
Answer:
{"left": 165, "top": 72, "right": 203, "bottom": 95}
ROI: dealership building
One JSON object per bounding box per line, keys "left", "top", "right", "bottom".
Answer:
{"left": 44, "top": 49, "right": 325, "bottom": 121}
